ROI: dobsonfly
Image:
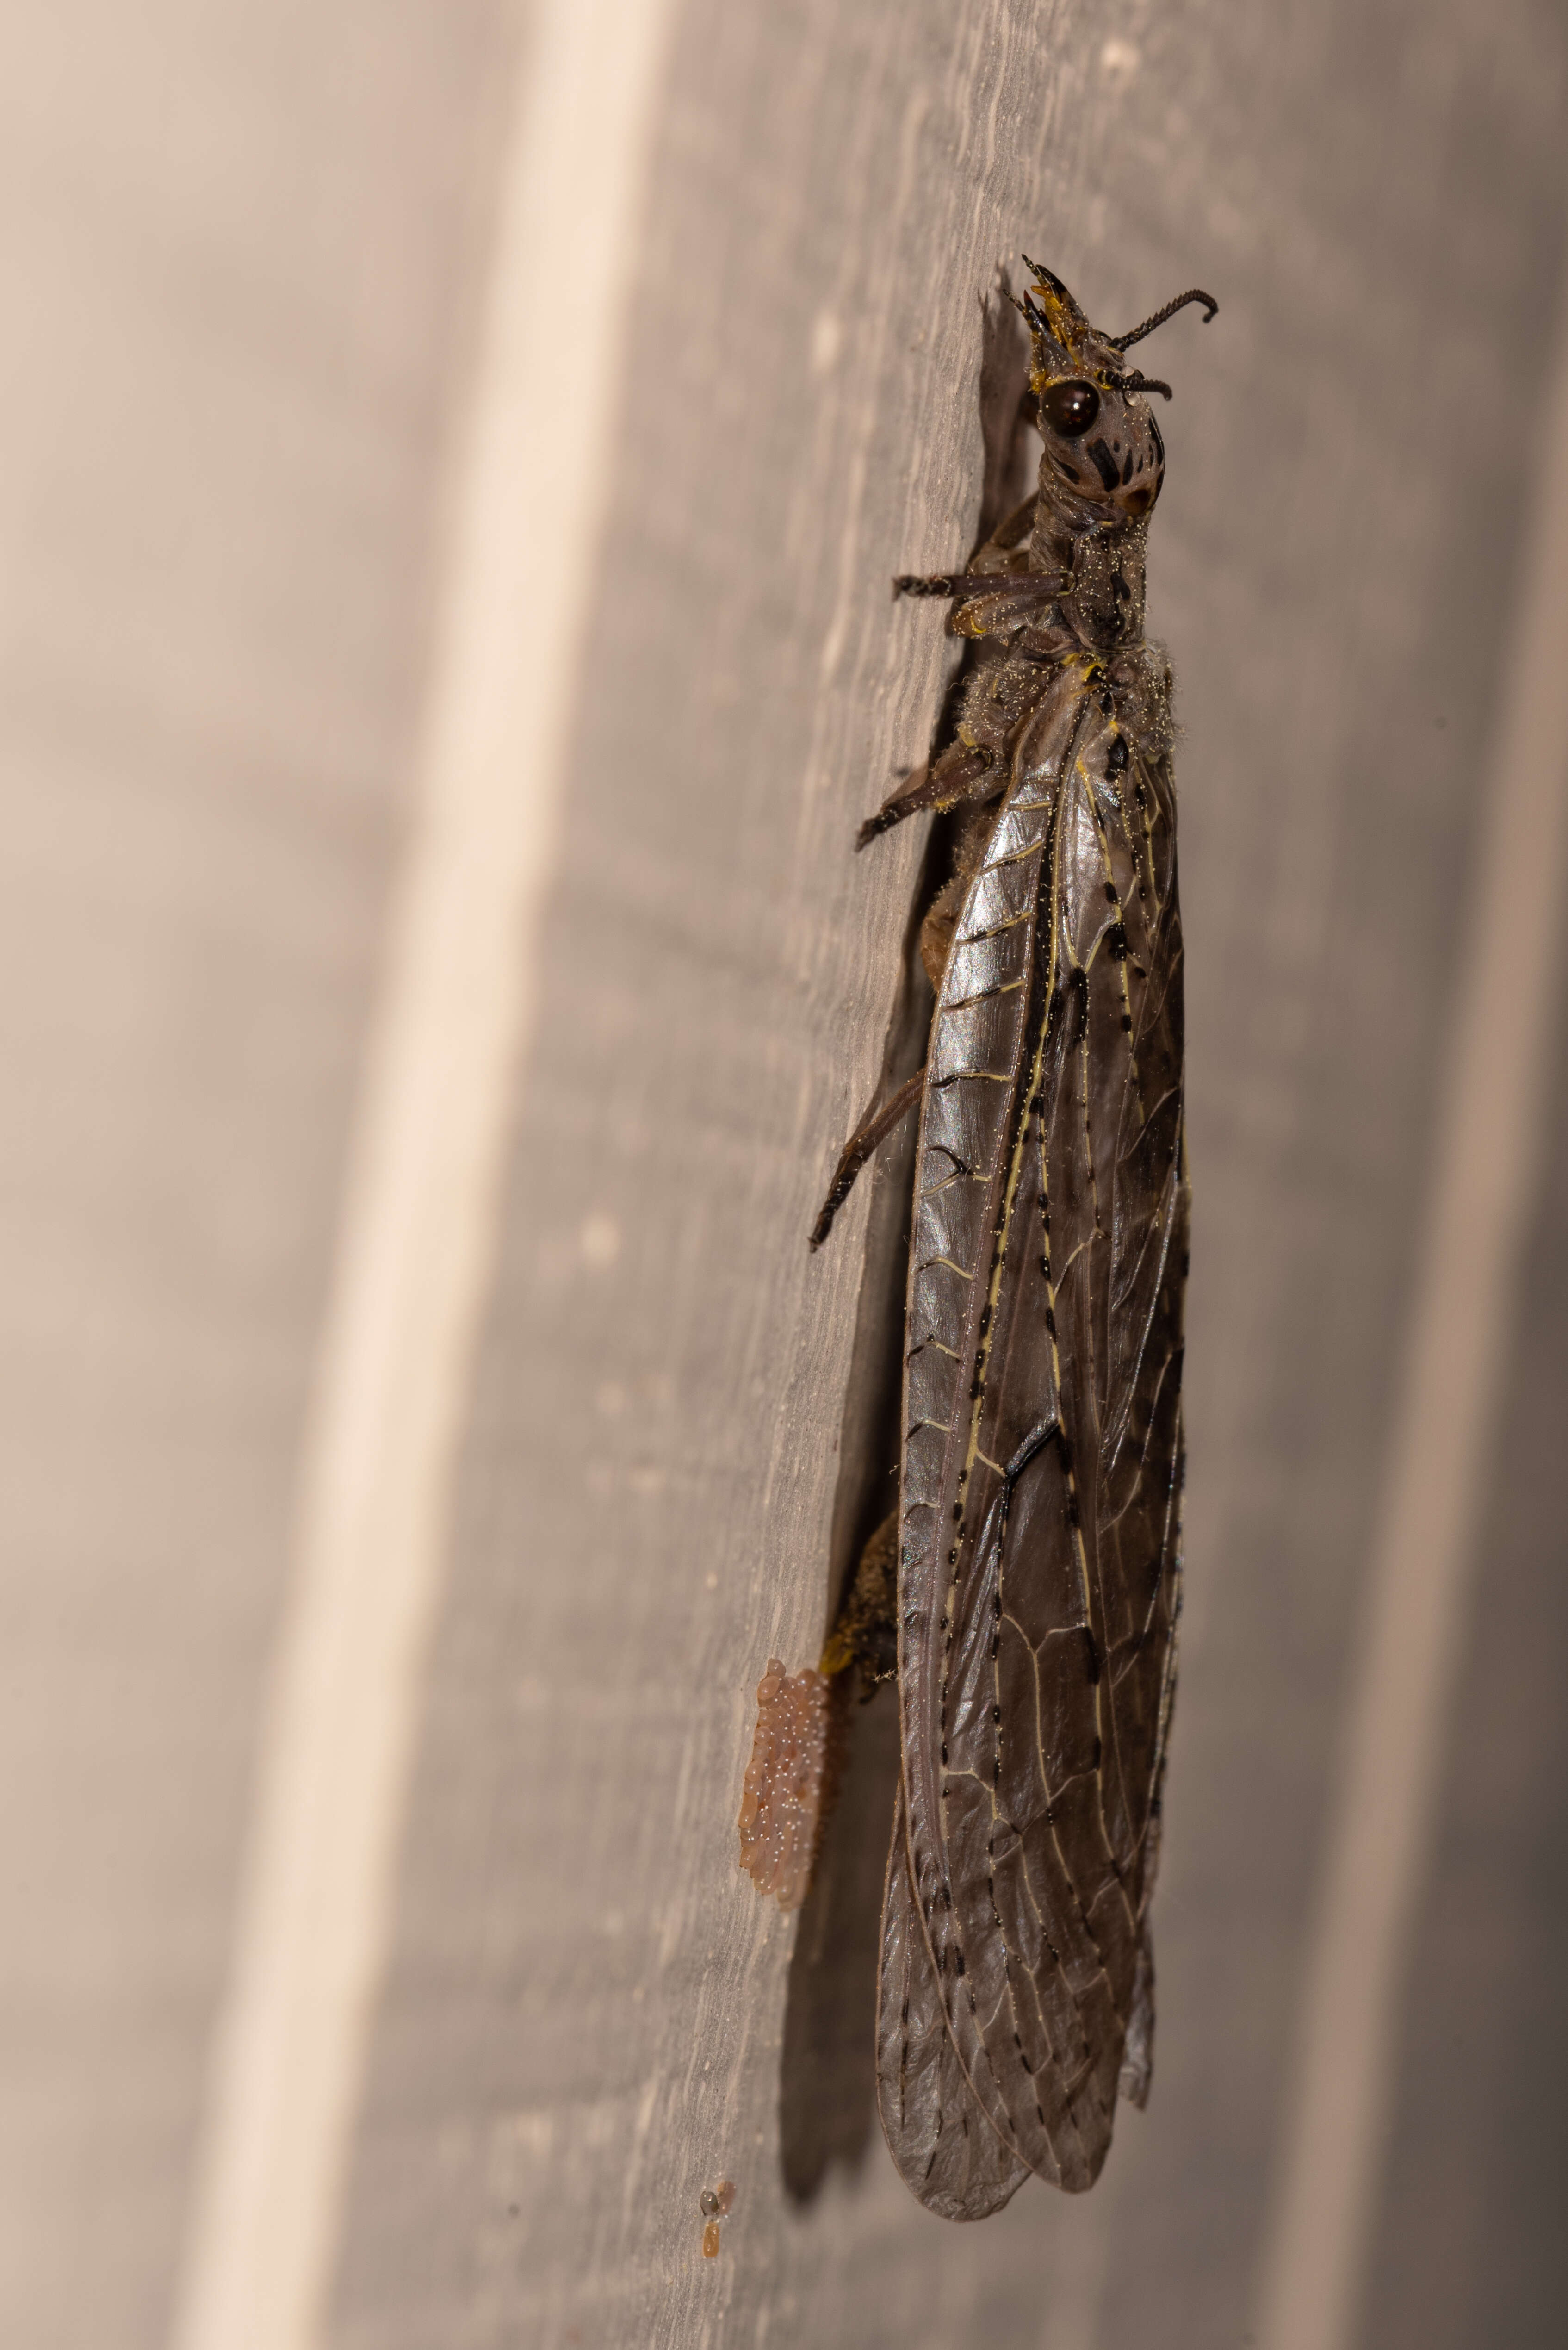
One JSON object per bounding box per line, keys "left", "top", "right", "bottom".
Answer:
{"left": 738, "top": 258, "right": 1214, "bottom": 2219}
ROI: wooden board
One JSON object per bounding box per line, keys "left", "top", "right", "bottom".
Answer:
{"left": 1, "top": 0, "right": 1567, "bottom": 2346}
{"left": 327, "top": 4, "right": 1568, "bottom": 2347}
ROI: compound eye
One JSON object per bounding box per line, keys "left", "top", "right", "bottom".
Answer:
{"left": 1039, "top": 378, "right": 1100, "bottom": 438}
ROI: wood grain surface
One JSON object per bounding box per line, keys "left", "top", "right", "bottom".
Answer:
{"left": 2, "top": 2, "right": 1568, "bottom": 2348}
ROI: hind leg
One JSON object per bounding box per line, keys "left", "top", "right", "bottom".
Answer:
{"left": 808, "top": 1068, "right": 925, "bottom": 1249}
{"left": 820, "top": 1508, "right": 899, "bottom": 1693}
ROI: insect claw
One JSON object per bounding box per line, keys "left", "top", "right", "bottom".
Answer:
{"left": 893, "top": 572, "right": 961, "bottom": 599}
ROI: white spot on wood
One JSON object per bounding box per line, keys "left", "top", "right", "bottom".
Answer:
{"left": 579, "top": 1211, "right": 622, "bottom": 1268}
{"left": 811, "top": 306, "right": 843, "bottom": 375}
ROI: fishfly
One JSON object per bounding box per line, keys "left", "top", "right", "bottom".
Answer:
{"left": 739, "top": 260, "right": 1214, "bottom": 2218}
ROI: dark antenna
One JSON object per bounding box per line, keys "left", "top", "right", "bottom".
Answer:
{"left": 1110, "top": 288, "right": 1218, "bottom": 351}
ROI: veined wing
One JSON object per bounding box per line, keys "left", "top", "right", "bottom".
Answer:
{"left": 890, "top": 648, "right": 1187, "bottom": 2203}
{"left": 875, "top": 1786, "right": 1031, "bottom": 2220}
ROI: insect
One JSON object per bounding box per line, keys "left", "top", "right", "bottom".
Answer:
{"left": 699, "top": 2179, "right": 735, "bottom": 2259}
{"left": 740, "top": 258, "right": 1212, "bottom": 2219}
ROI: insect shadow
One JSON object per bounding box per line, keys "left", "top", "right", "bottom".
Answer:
{"left": 777, "top": 272, "right": 1038, "bottom": 2203}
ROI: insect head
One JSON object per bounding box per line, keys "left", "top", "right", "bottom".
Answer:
{"left": 1017, "top": 257, "right": 1215, "bottom": 520}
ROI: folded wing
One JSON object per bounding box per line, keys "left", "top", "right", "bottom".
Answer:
{"left": 885, "top": 647, "right": 1187, "bottom": 2211}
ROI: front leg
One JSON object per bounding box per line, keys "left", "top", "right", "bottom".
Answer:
{"left": 892, "top": 559, "right": 1066, "bottom": 649}
{"left": 891, "top": 484, "right": 1040, "bottom": 602}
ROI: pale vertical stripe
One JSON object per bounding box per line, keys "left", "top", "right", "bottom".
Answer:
{"left": 167, "top": 5, "right": 675, "bottom": 2345}
{"left": 1037, "top": 2194, "right": 1113, "bottom": 2350}
{"left": 1253, "top": 316, "right": 1568, "bottom": 2350}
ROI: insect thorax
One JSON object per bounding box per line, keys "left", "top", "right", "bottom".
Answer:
{"left": 1032, "top": 498, "right": 1150, "bottom": 653}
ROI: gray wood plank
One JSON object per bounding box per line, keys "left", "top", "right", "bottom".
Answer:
{"left": 1362, "top": 945, "right": 1568, "bottom": 2350}
{"left": 3, "top": 1, "right": 1566, "bottom": 2347}
{"left": 324, "top": 3, "right": 1568, "bottom": 2348}
{"left": 0, "top": 7, "right": 514, "bottom": 2344}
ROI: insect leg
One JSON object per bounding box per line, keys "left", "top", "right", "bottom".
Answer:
{"left": 856, "top": 742, "right": 1000, "bottom": 851}
{"left": 890, "top": 567, "right": 1066, "bottom": 615}
{"left": 808, "top": 1064, "right": 926, "bottom": 1249}
{"left": 819, "top": 1508, "right": 899, "bottom": 1692}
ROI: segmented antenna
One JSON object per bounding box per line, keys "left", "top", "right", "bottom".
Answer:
{"left": 1110, "top": 289, "right": 1218, "bottom": 350}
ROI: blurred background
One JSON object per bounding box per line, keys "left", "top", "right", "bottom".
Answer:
{"left": 2, "top": 2, "right": 1567, "bottom": 2346}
